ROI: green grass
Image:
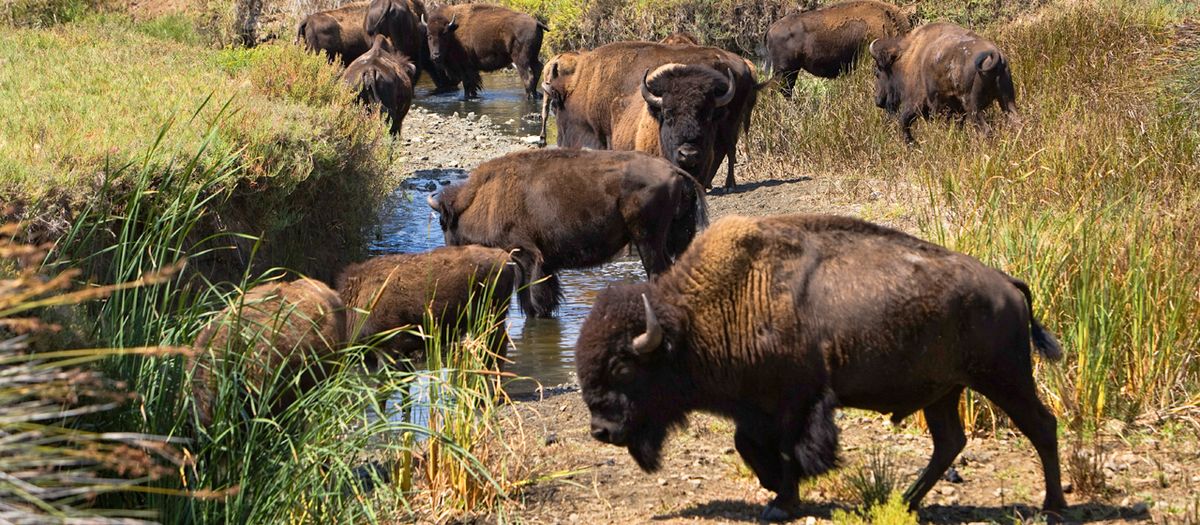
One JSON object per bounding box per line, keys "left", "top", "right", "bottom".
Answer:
{"left": 0, "top": 14, "right": 401, "bottom": 278}
{"left": 831, "top": 492, "right": 919, "bottom": 525}
{"left": 742, "top": 0, "right": 1200, "bottom": 430}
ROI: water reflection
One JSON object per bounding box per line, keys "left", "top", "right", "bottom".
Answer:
{"left": 414, "top": 70, "right": 543, "bottom": 138}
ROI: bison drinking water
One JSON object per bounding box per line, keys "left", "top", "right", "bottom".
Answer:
{"left": 870, "top": 22, "right": 1018, "bottom": 143}
{"left": 424, "top": 3, "right": 548, "bottom": 99}
{"left": 191, "top": 278, "right": 346, "bottom": 427}
{"left": 427, "top": 149, "right": 707, "bottom": 318}
{"left": 766, "top": 0, "right": 911, "bottom": 97}
{"left": 343, "top": 34, "right": 417, "bottom": 135}
{"left": 336, "top": 245, "right": 515, "bottom": 364}
{"left": 576, "top": 214, "right": 1066, "bottom": 521}
{"left": 543, "top": 41, "right": 763, "bottom": 189}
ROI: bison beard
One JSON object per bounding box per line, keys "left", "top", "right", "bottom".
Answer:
{"left": 628, "top": 423, "right": 672, "bottom": 472}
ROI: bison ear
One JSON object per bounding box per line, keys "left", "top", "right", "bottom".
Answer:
{"left": 869, "top": 38, "right": 900, "bottom": 69}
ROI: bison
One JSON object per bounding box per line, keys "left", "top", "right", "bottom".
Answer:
{"left": 659, "top": 32, "right": 699, "bottom": 45}
{"left": 297, "top": 2, "right": 371, "bottom": 66}
{"left": 543, "top": 41, "right": 763, "bottom": 189}
{"left": 191, "top": 278, "right": 346, "bottom": 427}
{"left": 538, "top": 51, "right": 584, "bottom": 146}
{"left": 576, "top": 214, "right": 1067, "bottom": 521}
{"left": 363, "top": 0, "right": 426, "bottom": 79}
{"left": 766, "top": 0, "right": 911, "bottom": 97}
{"left": 336, "top": 245, "right": 515, "bottom": 364}
{"left": 870, "top": 22, "right": 1018, "bottom": 143}
{"left": 424, "top": 3, "right": 549, "bottom": 99}
{"left": 427, "top": 149, "right": 707, "bottom": 318}
{"left": 343, "top": 34, "right": 417, "bottom": 135}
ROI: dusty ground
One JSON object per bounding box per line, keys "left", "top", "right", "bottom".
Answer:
{"left": 496, "top": 388, "right": 1200, "bottom": 525}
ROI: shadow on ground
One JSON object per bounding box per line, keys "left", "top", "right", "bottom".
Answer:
{"left": 709, "top": 176, "right": 812, "bottom": 196}
{"left": 652, "top": 500, "right": 1150, "bottom": 523}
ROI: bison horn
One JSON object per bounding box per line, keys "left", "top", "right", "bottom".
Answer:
{"left": 869, "top": 38, "right": 879, "bottom": 56}
{"left": 631, "top": 293, "right": 663, "bottom": 355}
{"left": 714, "top": 68, "right": 736, "bottom": 108}
{"left": 427, "top": 194, "right": 439, "bottom": 210}
{"left": 447, "top": 14, "right": 458, "bottom": 30}
{"left": 640, "top": 69, "right": 664, "bottom": 108}
{"left": 420, "top": 13, "right": 426, "bottom": 24}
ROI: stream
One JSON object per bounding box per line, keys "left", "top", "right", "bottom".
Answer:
{"left": 373, "top": 71, "right": 643, "bottom": 396}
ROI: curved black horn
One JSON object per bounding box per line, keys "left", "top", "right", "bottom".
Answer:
{"left": 640, "top": 69, "right": 663, "bottom": 108}
{"left": 631, "top": 294, "right": 663, "bottom": 354}
{"left": 714, "top": 68, "right": 736, "bottom": 108}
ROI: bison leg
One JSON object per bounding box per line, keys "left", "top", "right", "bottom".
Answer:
{"left": 900, "top": 108, "right": 920, "bottom": 145}
{"left": 462, "top": 70, "right": 484, "bottom": 100}
{"left": 777, "top": 70, "right": 798, "bottom": 98}
{"left": 901, "top": 387, "right": 966, "bottom": 511}
{"left": 764, "top": 389, "right": 840, "bottom": 521}
{"left": 973, "top": 375, "right": 1067, "bottom": 517}
{"left": 734, "top": 417, "right": 784, "bottom": 492}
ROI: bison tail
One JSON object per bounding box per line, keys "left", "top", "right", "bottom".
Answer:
{"left": 536, "top": 19, "right": 551, "bottom": 32}
{"left": 674, "top": 167, "right": 709, "bottom": 231}
{"left": 974, "top": 50, "right": 1002, "bottom": 74}
{"left": 296, "top": 20, "right": 307, "bottom": 46}
{"left": 1009, "top": 277, "right": 1063, "bottom": 362}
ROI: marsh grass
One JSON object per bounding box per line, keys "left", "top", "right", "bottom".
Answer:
{"left": 838, "top": 445, "right": 902, "bottom": 510}
{"left": 742, "top": 0, "right": 1200, "bottom": 431}
{"left": 831, "top": 491, "right": 919, "bottom": 525}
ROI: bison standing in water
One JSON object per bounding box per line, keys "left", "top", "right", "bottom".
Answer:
{"left": 297, "top": 2, "right": 371, "bottom": 66}
{"left": 766, "top": 0, "right": 911, "bottom": 97}
{"left": 364, "top": 0, "right": 427, "bottom": 80}
{"left": 427, "top": 149, "right": 707, "bottom": 318}
{"left": 336, "top": 245, "right": 515, "bottom": 363}
{"left": 425, "top": 3, "right": 549, "bottom": 99}
{"left": 343, "top": 35, "right": 417, "bottom": 135}
{"left": 543, "top": 41, "right": 762, "bottom": 189}
{"left": 191, "top": 278, "right": 346, "bottom": 427}
{"left": 576, "top": 214, "right": 1066, "bottom": 521}
{"left": 870, "top": 22, "right": 1018, "bottom": 143}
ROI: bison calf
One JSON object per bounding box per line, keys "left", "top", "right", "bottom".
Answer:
{"left": 425, "top": 3, "right": 548, "bottom": 99}
{"left": 336, "top": 245, "right": 515, "bottom": 364}
{"left": 577, "top": 214, "right": 1066, "bottom": 521}
{"left": 428, "top": 149, "right": 707, "bottom": 318}
{"left": 871, "top": 22, "right": 1017, "bottom": 143}
{"left": 766, "top": 0, "right": 910, "bottom": 97}
{"left": 191, "top": 278, "right": 346, "bottom": 427}
{"left": 344, "top": 34, "right": 417, "bottom": 135}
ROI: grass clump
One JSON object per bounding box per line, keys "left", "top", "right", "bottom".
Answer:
{"left": 742, "top": 0, "right": 1200, "bottom": 430}
{"left": 0, "top": 16, "right": 400, "bottom": 279}
{"left": 831, "top": 491, "right": 919, "bottom": 525}
{"left": 838, "top": 445, "right": 902, "bottom": 510}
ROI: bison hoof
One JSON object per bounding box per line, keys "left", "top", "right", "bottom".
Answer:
{"left": 760, "top": 503, "right": 792, "bottom": 522}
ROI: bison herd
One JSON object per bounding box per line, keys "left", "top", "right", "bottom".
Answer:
{"left": 193, "top": 0, "right": 1069, "bottom": 522}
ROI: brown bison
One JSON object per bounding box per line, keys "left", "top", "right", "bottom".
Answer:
{"left": 424, "top": 3, "right": 549, "bottom": 99}
{"left": 576, "top": 214, "right": 1067, "bottom": 521}
{"left": 343, "top": 35, "right": 417, "bottom": 135}
{"left": 297, "top": 2, "right": 371, "bottom": 66}
{"left": 870, "top": 22, "right": 1018, "bottom": 143}
{"left": 364, "top": 0, "right": 427, "bottom": 79}
{"left": 538, "top": 50, "right": 583, "bottom": 146}
{"left": 427, "top": 149, "right": 707, "bottom": 318}
{"left": 191, "top": 278, "right": 346, "bottom": 427}
{"left": 766, "top": 0, "right": 910, "bottom": 97}
{"left": 336, "top": 245, "right": 515, "bottom": 363}
{"left": 543, "top": 41, "right": 763, "bottom": 189}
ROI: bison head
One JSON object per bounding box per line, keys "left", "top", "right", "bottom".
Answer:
{"left": 869, "top": 38, "right": 903, "bottom": 113}
{"left": 640, "top": 64, "right": 736, "bottom": 180}
{"left": 424, "top": 11, "right": 458, "bottom": 63}
{"left": 365, "top": 0, "right": 404, "bottom": 37}
{"left": 576, "top": 285, "right": 691, "bottom": 472}
{"left": 427, "top": 185, "right": 464, "bottom": 245}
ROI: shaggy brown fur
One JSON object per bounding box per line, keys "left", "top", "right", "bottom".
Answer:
{"left": 343, "top": 35, "right": 417, "bottom": 135}
{"left": 191, "top": 278, "right": 346, "bottom": 427}
{"left": 425, "top": 3, "right": 548, "bottom": 98}
{"left": 871, "top": 22, "right": 1018, "bottom": 143}
{"left": 364, "top": 0, "right": 427, "bottom": 82}
{"left": 766, "top": 0, "right": 911, "bottom": 96}
{"left": 428, "top": 149, "right": 707, "bottom": 318}
{"left": 544, "top": 41, "right": 764, "bottom": 189}
{"left": 336, "top": 245, "right": 515, "bottom": 364}
{"left": 538, "top": 50, "right": 583, "bottom": 145}
{"left": 576, "top": 214, "right": 1065, "bottom": 521}
{"left": 297, "top": 2, "right": 371, "bottom": 66}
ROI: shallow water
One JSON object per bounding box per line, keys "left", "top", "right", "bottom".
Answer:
{"left": 374, "top": 74, "right": 643, "bottom": 396}
{"left": 413, "top": 70, "right": 544, "bottom": 138}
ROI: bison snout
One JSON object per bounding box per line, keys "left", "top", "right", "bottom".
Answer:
{"left": 676, "top": 144, "right": 700, "bottom": 168}
{"left": 590, "top": 417, "right": 627, "bottom": 445}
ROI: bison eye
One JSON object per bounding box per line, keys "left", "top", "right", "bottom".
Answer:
{"left": 612, "top": 363, "right": 634, "bottom": 383}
